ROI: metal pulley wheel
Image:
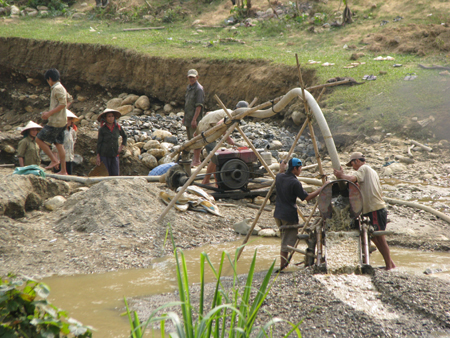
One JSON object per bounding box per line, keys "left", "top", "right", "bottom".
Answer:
{"left": 218, "top": 159, "right": 250, "bottom": 190}
{"left": 165, "top": 164, "right": 189, "bottom": 190}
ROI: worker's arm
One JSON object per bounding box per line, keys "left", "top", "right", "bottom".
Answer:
{"left": 279, "top": 160, "right": 287, "bottom": 173}
{"left": 19, "top": 157, "right": 24, "bottom": 167}
{"left": 333, "top": 166, "right": 357, "bottom": 182}
{"left": 41, "top": 104, "right": 65, "bottom": 120}
{"left": 305, "top": 184, "right": 326, "bottom": 202}
{"left": 191, "top": 106, "right": 202, "bottom": 129}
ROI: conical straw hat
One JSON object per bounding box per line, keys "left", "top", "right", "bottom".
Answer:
{"left": 97, "top": 108, "right": 121, "bottom": 122}
{"left": 66, "top": 109, "right": 79, "bottom": 122}
{"left": 21, "top": 121, "right": 43, "bottom": 134}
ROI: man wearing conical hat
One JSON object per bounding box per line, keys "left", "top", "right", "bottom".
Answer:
{"left": 17, "top": 121, "right": 43, "bottom": 167}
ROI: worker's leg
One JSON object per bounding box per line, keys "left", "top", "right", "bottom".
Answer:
{"left": 202, "top": 162, "right": 216, "bottom": 185}
{"left": 275, "top": 218, "right": 298, "bottom": 271}
{"left": 371, "top": 236, "right": 396, "bottom": 270}
{"left": 192, "top": 148, "right": 202, "bottom": 167}
{"left": 36, "top": 138, "right": 59, "bottom": 169}
{"left": 54, "top": 143, "right": 67, "bottom": 175}
{"left": 367, "top": 208, "right": 396, "bottom": 270}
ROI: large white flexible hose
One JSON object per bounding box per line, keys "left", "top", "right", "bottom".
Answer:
{"left": 246, "top": 88, "right": 340, "bottom": 170}
{"left": 180, "top": 88, "right": 341, "bottom": 170}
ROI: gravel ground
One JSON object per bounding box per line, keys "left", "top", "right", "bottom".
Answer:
{"left": 1, "top": 135, "right": 450, "bottom": 337}
{"left": 129, "top": 268, "right": 450, "bottom": 337}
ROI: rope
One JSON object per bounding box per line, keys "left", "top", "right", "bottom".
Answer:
{"left": 271, "top": 99, "right": 278, "bottom": 114}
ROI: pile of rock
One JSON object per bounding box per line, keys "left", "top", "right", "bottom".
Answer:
{"left": 0, "top": 5, "right": 49, "bottom": 17}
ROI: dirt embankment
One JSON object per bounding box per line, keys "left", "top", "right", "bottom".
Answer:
{"left": 0, "top": 37, "right": 316, "bottom": 109}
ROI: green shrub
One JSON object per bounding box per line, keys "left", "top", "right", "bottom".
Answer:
{"left": 0, "top": 274, "right": 93, "bottom": 338}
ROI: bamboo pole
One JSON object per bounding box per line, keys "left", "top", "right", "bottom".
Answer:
{"left": 316, "top": 87, "right": 326, "bottom": 104}
{"left": 236, "top": 118, "right": 310, "bottom": 261}
{"left": 236, "top": 181, "right": 276, "bottom": 260}
{"left": 214, "top": 94, "right": 276, "bottom": 180}
{"left": 305, "top": 79, "right": 356, "bottom": 91}
{"left": 47, "top": 174, "right": 162, "bottom": 184}
{"left": 287, "top": 245, "right": 317, "bottom": 257}
{"left": 172, "top": 99, "right": 279, "bottom": 157}
{"left": 157, "top": 123, "right": 238, "bottom": 223}
{"left": 123, "top": 27, "right": 165, "bottom": 31}
{"left": 284, "top": 54, "right": 328, "bottom": 267}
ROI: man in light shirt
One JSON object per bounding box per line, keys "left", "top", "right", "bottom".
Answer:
{"left": 334, "top": 152, "right": 396, "bottom": 270}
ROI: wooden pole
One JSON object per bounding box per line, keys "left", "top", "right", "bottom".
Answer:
{"left": 285, "top": 54, "right": 327, "bottom": 267}
{"left": 316, "top": 87, "right": 326, "bottom": 103}
{"left": 236, "top": 118, "right": 310, "bottom": 261}
{"left": 157, "top": 123, "right": 238, "bottom": 223}
{"left": 305, "top": 79, "right": 355, "bottom": 91}
{"left": 287, "top": 245, "right": 317, "bottom": 258}
{"left": 123, "top": 27, "right": 165, "bottom": 31}
{"left": 236, "top": 181, "right": 276, "bottom": 261}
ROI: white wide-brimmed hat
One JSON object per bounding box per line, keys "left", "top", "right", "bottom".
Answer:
{"left": 97, "top": 108, "right": 121, "bottom": 122}
{"left": 66, "top": 109, "right": 79, "bottom": 122}
{"left": 21, "top": 121, "right": 43, "bottom": 134}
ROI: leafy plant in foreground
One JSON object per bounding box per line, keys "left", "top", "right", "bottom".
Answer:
{"left": 124, "top": 232, "right": 303, "bottom": 337}
{"left": 0, "top": 274, "right": 93, "bottom": 338}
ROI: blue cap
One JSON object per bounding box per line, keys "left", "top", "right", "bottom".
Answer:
{"left": 289, "top": 158, "right": 302, "bottom": 169}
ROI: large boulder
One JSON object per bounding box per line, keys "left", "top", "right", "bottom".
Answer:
{"left": 147, "top": 148, "right": 167, "bottom": 159}
{"left": 233, "top": 218, "right": 260, "bottom": 235}
{"left": 291, "top": 111, "right": 306, "bottom": 126}
{"left": 106, "top": 98, "right": 123, "bottom": 109}
{"left": 135, "top": 95, "right": 150, "bottom": 110}
{"left": 0, "top": 175, "right": 69, "bottom": 218}
{"left": 141, "top": 153, "right": 158, "bottom": 169}
{"left": 143, "top": 140, "right": 161, "bottom": 151}
{"left": 122, "top": 94, "right": 140, "bottom": 106}
{"left": 116, "top": 105, "right": 134, "bottom": 116}
{"left": 44, "top": 196, "right": 66, "bottom": 211}
{"left": 152, "top": 129, "right": 172, "bottom": 140}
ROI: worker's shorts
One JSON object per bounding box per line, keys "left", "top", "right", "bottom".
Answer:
{"left": 204, "top": 142, "right": 217, "bottom": 154}
{"left": 363, "top": 208, "right": 388, "bottom": 231}
{"left": 37, "top": 125, "right": 65, "bottom": 145}
{"left": 275, "top": 218, "right": 299, "bottom": 252}
{"left": 186, "top": 125, "right": 196, "bottom": 140}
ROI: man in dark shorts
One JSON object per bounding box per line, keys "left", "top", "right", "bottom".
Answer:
{"left": 334, "top": 152, "right": 396, "bottom": 270}
{"left": 274, "top": 158, "right": 325, "bottom": 271}
{"left": 36, "top": 68, "right": 72, "bottom": 175}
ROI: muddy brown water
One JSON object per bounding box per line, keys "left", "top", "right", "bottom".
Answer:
{"left": 43, "top": 238, "right": 450, "bottom": 338}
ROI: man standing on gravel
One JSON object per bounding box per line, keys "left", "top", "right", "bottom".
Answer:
{"left": 334, "top": 152, "right": 396, "bottom": 270}
{"left": 183, "top": 69, "right": 205, "bottom": 163}
{"left": 274, "top": 158, "right": 325, "bottom": 272}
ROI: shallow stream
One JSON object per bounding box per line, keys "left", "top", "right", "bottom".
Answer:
{"left": 43, "top": 238, "right": 450, "bottom": 338}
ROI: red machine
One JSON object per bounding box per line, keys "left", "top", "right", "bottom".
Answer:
{"left": 211, "top": 147, "right": 265, "bottom": 190}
